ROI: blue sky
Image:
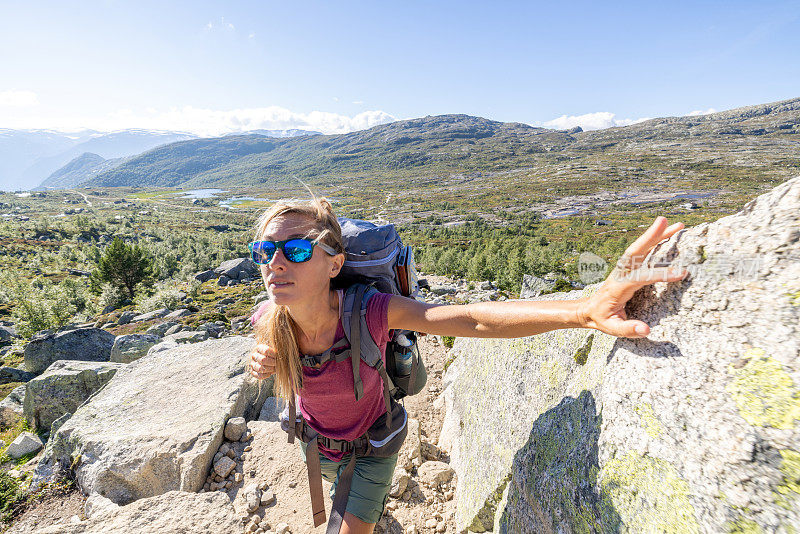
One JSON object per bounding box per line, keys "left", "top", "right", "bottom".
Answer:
{"left": 1, "top": 0, "right": 798, "bottom": 135}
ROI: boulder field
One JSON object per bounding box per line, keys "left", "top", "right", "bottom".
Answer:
{"left": 440, "top": 176, "right": 800, "bottom": 532}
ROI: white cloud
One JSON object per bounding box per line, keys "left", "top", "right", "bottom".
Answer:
{"left": 686, "top": 108, "right": 717, "bottom": 116}
{"left": 542, "top": 111, "right": 650, "bottom": 131}
{"left": 206, "top": 17, "right": 234, "bottom": 31}
{"left": 352, "top": 100, "right": 364, "bottom": 105}
{"left": 0, "top": 90, "right": 39, "bottom": 108}
{"left": 248, "top": 32, "right": 255, "bottom": 40}
{"left": 1, "top": 106, "right": 397, "bottom": 136}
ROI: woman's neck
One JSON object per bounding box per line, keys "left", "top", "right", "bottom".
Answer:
{"left": 288, "top": 289, "right": 339, "bottom": 348}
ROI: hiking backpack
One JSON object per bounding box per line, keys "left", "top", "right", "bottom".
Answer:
{"left": 332, "top": 217, "right": 428, "bottom": 401}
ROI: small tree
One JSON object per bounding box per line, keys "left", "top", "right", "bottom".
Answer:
{"left": 93, "top": 238, "right": 155, "bottom": 300}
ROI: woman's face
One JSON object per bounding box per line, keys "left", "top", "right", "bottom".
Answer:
{"left": 259, "top": 213, "right": 343, "bottom": 307}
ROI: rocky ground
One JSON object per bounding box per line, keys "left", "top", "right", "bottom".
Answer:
{"left": 0, "top": 273, "right": 488, "bottom": 533}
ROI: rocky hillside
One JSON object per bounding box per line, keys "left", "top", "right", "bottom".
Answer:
{"left": 34, "top": 153, "right": 121, "bottom": 191}
{"left": 80, "top": 98, "right": 800, "bottom": 190}
{"left": 0, "top": 177, "right": 798, "bottom": 532}
{"left": 440, "top": 176, "right": 800, "bottom": 532}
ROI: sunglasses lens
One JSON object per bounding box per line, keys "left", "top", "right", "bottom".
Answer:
{"left": 251, "top": 242, "right": 276, "bottom": 264}
{"left": 284, "top": 239, "right": 314, "bottom": 262}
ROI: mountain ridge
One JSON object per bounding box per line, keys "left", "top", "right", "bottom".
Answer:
{"left": 80, "top": 97, "right": 799, "bottom": 190}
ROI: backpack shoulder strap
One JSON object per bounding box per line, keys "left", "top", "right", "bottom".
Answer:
{"left": 342, "top": 283, "right": 378, "bottom": 400}
{"left": 342, "top": 283, "right": 394, "bottom": 427}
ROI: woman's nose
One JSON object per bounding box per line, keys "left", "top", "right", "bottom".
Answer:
{"left": 267, "top": 248, "right": 288, "bottom": 270}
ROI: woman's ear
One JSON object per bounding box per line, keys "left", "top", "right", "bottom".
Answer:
{"left": 330, "top": 253, "right": 345, "bottom": 278}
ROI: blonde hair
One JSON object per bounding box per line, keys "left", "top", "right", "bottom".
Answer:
{"left": 251, "top": 196, "right": 344, "bottom": 401}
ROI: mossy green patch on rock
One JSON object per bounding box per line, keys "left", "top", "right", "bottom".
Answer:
{"left": 726, "top": 348, "right": 800, "bottom": 429}
{"left": 774, "top": 449, "right": 800, "bottom": 510}
{"left": 790, "top": 290, "right": 800, "bottom": 306}
{"left": 635, "top": 402, "right": 664, "bottom": 438}
{"left": 725, "top": 516, "right": 763, "bottom": 534}
{"left": 574, "top": 333, "right": 594, "bottom": 365}
{"left": 600, "top": 452, "right": 699, "bottom": 534}
{"left": 540, "top": 359, "right": 565, "bottom": 388}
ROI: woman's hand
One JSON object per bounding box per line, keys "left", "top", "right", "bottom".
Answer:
{"left": 578, "top": 216, "right": 687, "bottom": 338}
{"left": 249, "top": 344, "right": 277, "bottom": 380}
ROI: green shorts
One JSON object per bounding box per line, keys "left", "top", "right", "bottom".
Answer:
{"left": 300, "top": 441, "right": 398, "bottom": 524}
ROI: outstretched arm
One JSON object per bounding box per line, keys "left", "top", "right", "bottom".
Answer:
{"left": 387, "top": 217, "right": 687, "bottom": 339}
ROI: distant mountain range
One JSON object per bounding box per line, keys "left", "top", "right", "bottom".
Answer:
{"left": 79, "top": 98, "right": 799, "bottom": 190}
{"left": 5, "top": 98, "right": 798, "bottom": 191}
{"left": 0, "top": 128, "right": 321, "bottom": 191}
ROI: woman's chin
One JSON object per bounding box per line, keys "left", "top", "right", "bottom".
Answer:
{"left": 268, "top": 289, "right": 297, "bottom": 306}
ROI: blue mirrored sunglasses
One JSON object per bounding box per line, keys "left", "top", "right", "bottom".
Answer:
{"left": 248, "top": 239, "right": 338, "bottom": 264}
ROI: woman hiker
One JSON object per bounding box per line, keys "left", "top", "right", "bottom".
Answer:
{"left": 248, "top": 197, "right": 687, "bottom": 534}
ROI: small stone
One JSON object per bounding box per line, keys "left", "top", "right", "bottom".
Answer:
{"left": 214, "top": 456, "right": 236, "bottom": 478}
{"left": 402, "top": 491, "right": 411, "bottom": 501}
{"left": 425, "top": 519, "right": 437, "bottom": 529}
{"left": 275, "top": 523, "right": 290, "bottom": 534}
{"left": 250, "top": 514, "right": 261, "bottom": 524}
{"left": 220, "top": 443, "right": 230, "bottom": 455}
{"left": 244, "top": 483, "right": 261, "bottom": 513}
{"left": 204, "top": 482, "right": 210, "bottom": 491}
{"left": 386, "top": 501, "right": 398, "bottom": 511}
{"left": 406, "top": 526, "right": 418, "bottom": 534}
{"left": 225, "top": 480, "right": 233, "bottom": 489}
{"left": 227, "top": 449, "right": 236, "bottom": 459}
{"left": 235, "top": 473, "right": 243, "bottom": 483}
{"left": 436, "top": 521, "right": 446, "bottom": 533}
{"left": 261, "top": 488, "right": 276, "bottom": 506}
{"left": 288, "top": 481, "right": 297, "bottom": 488}
{"left": 257, "top": 481, "right": 268, "bottom": 491}
{"left": 225, "top": 417, "right": 247, "bottom": 441}
{"left": 390, "top": 470, "right": 409, "bottom": 497}
{"left": 244, "top": 445, "right": 253, "bottom": 452}
{"left": 417, "top": 461, "right": 454, "bottom": 486}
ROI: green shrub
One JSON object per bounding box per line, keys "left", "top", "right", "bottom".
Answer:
{"left": 441, "top": 336, "right": 455, "bottom": 349}
{"left": 0, "top": 274, "right": 94, "bottom": 338}
{"left": 134, "top": 281, "right": 184, "bottom": 312}
{"left": 0, "top": 471, "right": 27, "bottom": 523}
{"left": 92, "top": 238, "right": 156, "bottom": 300}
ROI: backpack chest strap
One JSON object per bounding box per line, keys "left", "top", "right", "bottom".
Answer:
{"left": 299, "top": 338, "right": 350, "bottom": 368}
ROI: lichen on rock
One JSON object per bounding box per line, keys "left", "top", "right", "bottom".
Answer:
{"left": 726, "top": 348, "right": 800, "bottom": 429}
{"left": 600, "top": 452, "right": 699, "bottom": 534}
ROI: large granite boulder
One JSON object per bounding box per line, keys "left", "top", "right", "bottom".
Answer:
{"left": 130, "top": 308, "right": 170, "bottom": 323}
{"left": 23, "top": 360, "right": 125, "bottom": 432}
{"left": 0, "top": 324, "right": 16, "bottom": 344}
{"left": 441, "top": 177, "right": 800, "bottom": 533}
{"left": 6, "top": 431, "right": 43, "bottom": 459}
{"left": 31, "top": 336, "right": 273, "bottom": 504}
{"left": 24, "top": 328, "right": 115, "bottom": 375}
{"left": 0, "top": 366, "right": 35, "bottom": 384}
{"left": 519, "top": 274, "right": 556, "bottom": 298}
{"left": 109, "top": 334, "right": 160, "bottom": 363}
{"left": 214, "top": 257, "right": 258, "bottom": 279}
{"left": 0, "top": 384, "right": 26, "bottom": 427}
{"left": 21, "top": 490, "right": 240, "bottom": 534}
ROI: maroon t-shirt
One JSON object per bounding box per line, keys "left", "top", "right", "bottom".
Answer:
{"left": 251, "top": 290, "right": 393, "bottom": 461}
